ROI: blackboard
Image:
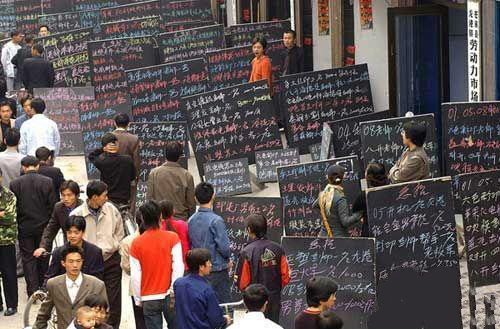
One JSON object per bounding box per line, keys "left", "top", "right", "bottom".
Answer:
{"left": 38, "top": 10, "right": 101, "bottom": 34}
{"left": 88, "top": 36, "right": 156, "bottom": 100}
{"left": 0, "top": 1, "right": 15, "bottom": 34}
{"left": 213, "top": 196, "right": 283, "bottom": 301}
{"left": 164, "top": 19, "right": 212, "bottom": 32}
{"left": 15, "top": 0, "right": 41, "bottom": 35}
{"left": 126, "top": 58, "right": 209, "bottom": 122}
{"left": 157, "top": 24, "right": 224, "bottom": 64}
{"left": 72, "top": 0, "right": 121, "bottom": 11}
{"left": 280, "top": 237, "right": 376, "bottom": 329}
{"left": 442, "top": 102, "right": 500, "bottom": 177}
{"left": 320, "top": 122, "right": 333, "bottom": 160}
{"left": 37, "top": 27, "right": 93, "bottom": 87}
{"left": 282, "top": 65, "right": 374, "bottom": 153}
{"left": 161, "top": 0, "right": 213, "bottom": 24}
{"left": 329, "top": 110, "right": 391, "bottom": 174}
{"left": 255, "top": 148, "right": 300, "bottom": 183}
{"left": 41, "top": 0, "right": 73, "bottom": 15}
{"left": 458, "top": 169, "right": 500, "bottom": 287}
{"left": 79, "top": 96, "right": 132, "bottom": 180}
{"left": 226, "top": 20, "right": 291, "bottom": 47}
{"left": 128, "top": 121, "right": 189, "bottom": 183}
{"left": 34, "top": 87, "right": 95, "bottom": 155}
{"left": 99, "top": 16, "right": 161, "bottom": 39}
{"left": 100, "top": 0, "right": 161, "bottom": 24}
{"left": 366, "top": 178, "right": 461, "bottom": 329}
{"left": 185, "top": 80, "right": 282, "bottom": 177}
{"left": 359, "top": 114, "right": 440, "bottom": 178}
{"left": 277, "top": 155, "right": 362, "bottom": 236}
{"left": 205, "top": 40, "right": 285, "bottom": 91}
{"left": 204, "top": 158, "right": 252, "bottom": 197}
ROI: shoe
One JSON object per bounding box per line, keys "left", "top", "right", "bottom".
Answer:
{"left": 4, "top": 308, "right": 17, "bottom": 316}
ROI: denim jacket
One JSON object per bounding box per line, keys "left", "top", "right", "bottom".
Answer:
{"left": 188, "top": 207, "right": 231, "bottom": 272}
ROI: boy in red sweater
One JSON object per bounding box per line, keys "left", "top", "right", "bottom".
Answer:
{"left": 130, "top": 200, "right": 184, "bottom": 329}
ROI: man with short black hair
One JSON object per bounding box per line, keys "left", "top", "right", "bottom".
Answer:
{"left": 235, "top": 214, "right": 290, "bottom": 324}
{"left": 1, "top": 31, "right": 22, "bottom": 91}
{"left": 147, "top": 141, "right": 195, "bottom": 220}
{"left": 70, "top": 180, "right": 125, "bottom": 329}
{"left": 0, "top": 101, "right": 15, "bottom": 150}
{"left": 44, "top": 215, "right": 104, "bottom": 284}
{"left": 317, "top": 311, "right": 343, "bottom": 329}
{"left": 22, "top": 43, "right": 55, "bottom": 93}
{"left": 228, "top": 284, "right": 282, "bottom": 329}
{"left": 19, "top": 97, "right": 60, "bottom": 156}
{"left": 174, "top": 248, "right": 232, "bottom": 329}
{"left": 10, "top": 155, "right": 56, "bottom": 297}
{"left": 39, "top": 25, "right": 50, "bottom": 37}
{"left": 0, "top": 128, "right": 23, "bottom": 187}
{"left": 33, "top": 245, "right": 108, "bottom": 329}
{"left": 89, "top": 132, "right": 136, "bottom": 206}
{"left": 15, "top": 94, "right": 34, "bottom": 129}
{"left": 281, "top": 29, "right": 304, "bottom": 76}
{"left": 130, "top": 200, "right": 183, "bottom": 329}
{"left": 294, "top": 277, "right": 338, "bottom": 329}
{"left": 11, "top": 34, "right": 34, "bottom": 86}
{"left": 0, "top": 166, "right": 19, "bottom": 316}
{"left": 188, "top": 182, "right": 231, "bottom": 303}
{"left": 36, "top": 146, "right": 65, "bottom": 201}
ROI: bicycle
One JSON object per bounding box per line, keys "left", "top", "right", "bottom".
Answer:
{"left": 219, "top": 300, "right": 245, "bottom": 325}
{"left": 118, "top": 204, "right": 138, "bottom": 236}
{"left": 23, "top": 290, "right": 57, "bottom": 329}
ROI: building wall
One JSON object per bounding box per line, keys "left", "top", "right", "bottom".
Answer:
{"left": 312, "top": 0, "right": 333, "bottom": 70}
{"left": 354, "top": 0, "right": 389, "bottom": 111}
{"left": 448, "top": 8, "right": 468, "bottom": 102}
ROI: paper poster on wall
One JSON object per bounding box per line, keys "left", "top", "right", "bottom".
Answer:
{"left": 467, "top": 0, "right": 481, "bottom": 102}
{"left": 318, "top": 0, "right": 329, "bottom": 35}
{"left": 359, "top": 0, "right": 373, "bottom": 30}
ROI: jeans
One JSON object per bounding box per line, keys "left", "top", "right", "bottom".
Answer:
{"left": 206, "top": 269, "right": 231, "bottom": 303}
{"left": 143, "top": 295, "right": 176, "bottom": 329}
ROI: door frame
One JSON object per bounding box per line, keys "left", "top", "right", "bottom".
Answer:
{"left": 387, "top": 4, "right": 450, "bottom": 117}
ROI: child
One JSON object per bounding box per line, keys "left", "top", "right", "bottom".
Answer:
{"left": 318, "top": 310, "right": 343, "bottom": 329}
{"left": 294, "top": 277, "right": 338, "bottom": 329}
{"left": 159, "top": 199, "right": 190, "bottom": 270}
{"left": 67, "top": 306, "right": 95, "bottom": 329}
{"left": 234, "top": 214, "right": 290, "bottom": 324}
{"left": 83, "top": 294, "right": 113, "bottom": 329}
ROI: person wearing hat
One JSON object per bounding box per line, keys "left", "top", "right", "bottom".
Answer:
{"left": 313, "top": 164, "right": 362, "bottom": 237}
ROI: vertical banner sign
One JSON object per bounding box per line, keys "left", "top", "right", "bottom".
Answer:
{"left": 317, "top": 0, "right": 329, "bottom": 35}
{"left": 467, "top": 0, "right": 481, "bottom": 102}
{"left": 359, "top": 0, "right": 373, "bottom": 30}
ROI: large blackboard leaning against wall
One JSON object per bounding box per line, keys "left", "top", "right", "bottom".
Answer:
{"left": 277, "top": 156, "right": 362, "bottom": 237}
{"left": 281, "top": 64, "right": 374, "bottom": 153}
{"left": 365, "top": 177, "right": 461, "bottom": 329}
{"left": 34, "top": 87, "right": 95, "bottom": 155}
{"left": 280, "top": 237, "right": 376, "bottom": 329}
{"left": 255, "top": 148, "right": 300, "bottom": 183}
{"left": 458, "top": 169, "right": 500, "bottom": 287}
{"left": 360, "top": 114, "right": 440, "bottom": 178}
{"left": 184, "top": 80, "right": 282, "bottom": 177}
{"left": 225, "top": 19, "right": 290, "bottom": 47}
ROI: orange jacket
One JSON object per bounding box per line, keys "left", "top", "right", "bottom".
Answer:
{"left": 249, "top": 55, "right": 273, "bottom": 92}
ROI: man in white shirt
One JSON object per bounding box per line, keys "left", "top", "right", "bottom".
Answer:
{"left": 19, "top": 97, "right": 60, "bottom": 157}
{"left": 33, "top": 245, "right": 108, "bottom": 329}
{"left": 228, "top": 284, "right": 283, "bottom": 329}
{"left": 1, "top": 31, "right": 22, "bottom": 91}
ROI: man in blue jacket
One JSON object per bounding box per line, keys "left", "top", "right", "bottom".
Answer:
{"left": 174, "top": 248, "right": 232, "bottom": 329}
{"left": 188, "top": 182, "right": 231, "bottom": 303}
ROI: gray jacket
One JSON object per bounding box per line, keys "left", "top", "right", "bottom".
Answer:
{"left": 388, "top": 146, "right": 430, "bottom": 184}
{"left": 313, "top": 184, "right": 362, "bottom": 237}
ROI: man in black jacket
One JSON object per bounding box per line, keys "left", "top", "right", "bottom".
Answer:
{"left": 44, "top": 215, "right": 104, "bottom": 286}
{"left": 11, "top": 34, "right": 34, "bottom": 87}
{"left": 35, "top": 146, "right": 65, "bottom": 202}
{"left": 281, "top": 29, "right": 305, "bottom": 76}
{"left": 10, "top": 155, "right": 56, "bottom": 297}
{"left": 21, "top": 43, "right": 55, "bottom": 94}
{"left": 88, "top": 133, "right": 136, "bottom": 207}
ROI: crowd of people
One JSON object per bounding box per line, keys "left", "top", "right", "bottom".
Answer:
{"left": 0, "top": 25, "right": 435, "bottom": 329}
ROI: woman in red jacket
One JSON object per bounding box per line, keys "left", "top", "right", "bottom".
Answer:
{"left": 159, "top": 200, "right": 190, "bottom": 271}
{"left": 249, "top": 36, "right": 273, "bottom": 93}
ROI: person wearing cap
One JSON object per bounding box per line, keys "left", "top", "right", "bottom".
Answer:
{"left": 313, "top": 164, "right": 362, "bottom": 237}
{"left": 388, "top": 121, "right": 430, "bottom": 184}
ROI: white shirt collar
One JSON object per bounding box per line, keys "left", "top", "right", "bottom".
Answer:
{"left": 66, "top": 272, "right": 83, "bottom": 289}
{"left": 243, "top": 312, "right": 266, "bottom": 321}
